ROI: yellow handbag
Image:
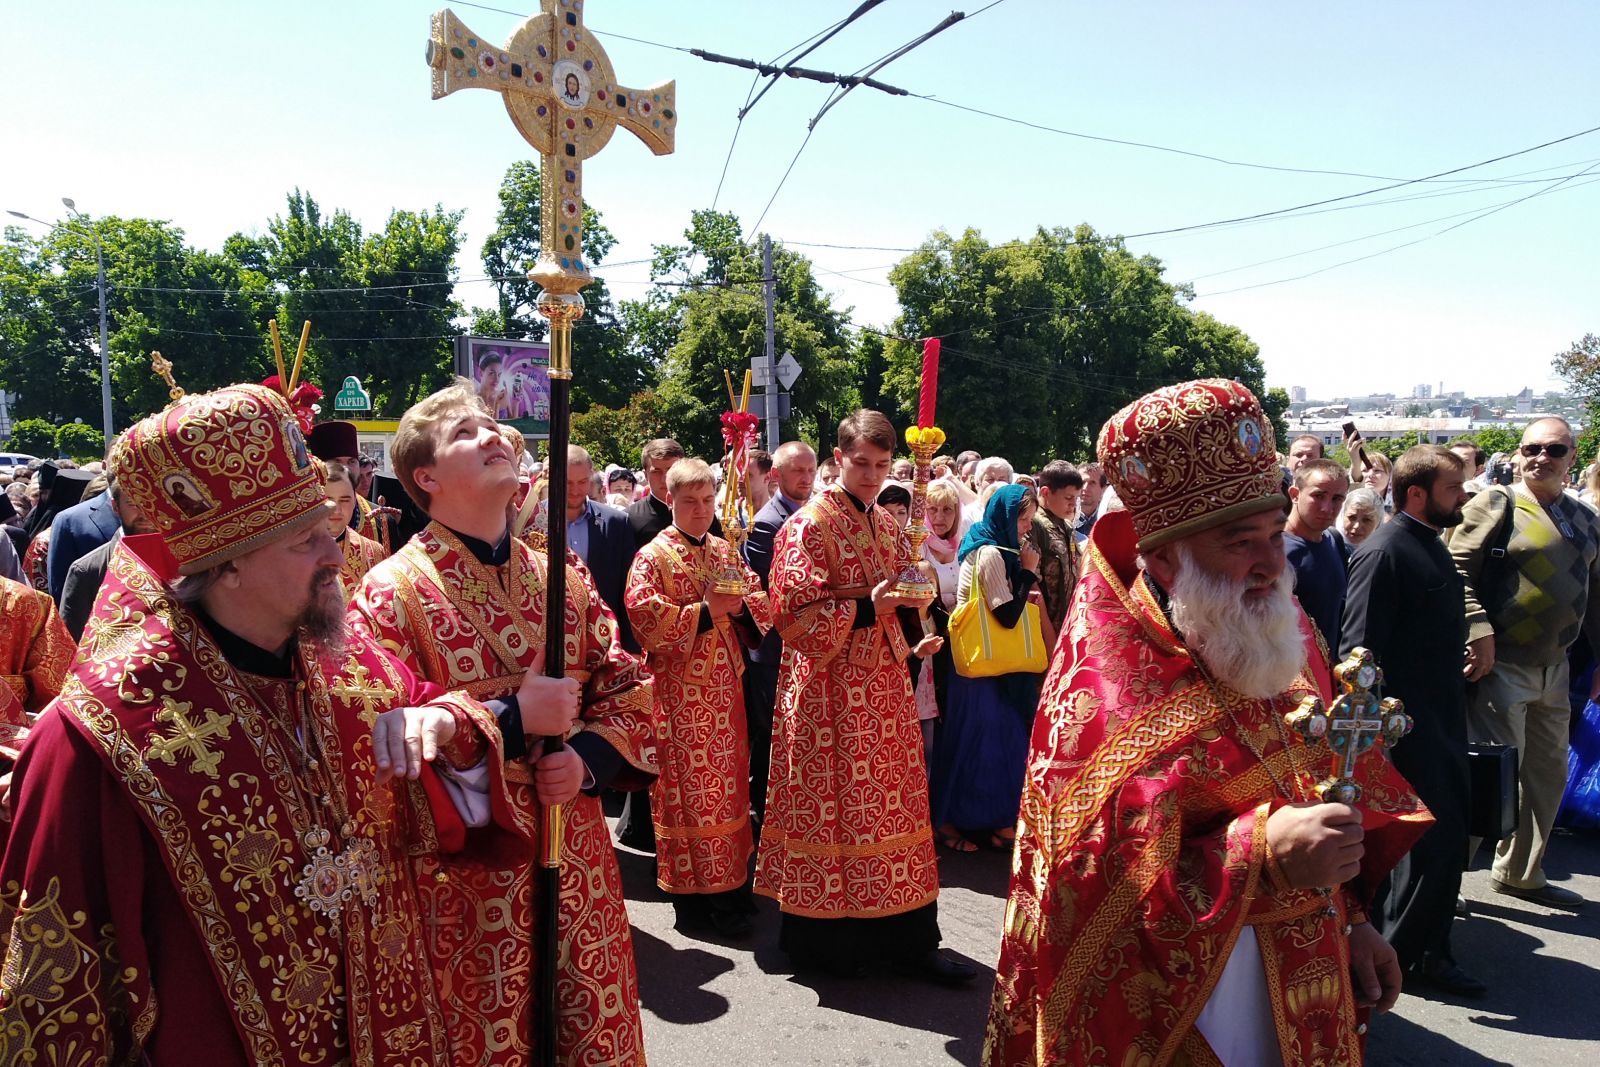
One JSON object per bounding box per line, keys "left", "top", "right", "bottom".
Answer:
{"left": 950, "top": 562, "right": 1048, "bottom": 677}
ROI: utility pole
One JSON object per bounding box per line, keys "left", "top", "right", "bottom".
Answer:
{"left": 95, "top": 240, "right": 110, "bottom": 441}
{"left": 762, "top": 233, "right": 778, "bottom": 450}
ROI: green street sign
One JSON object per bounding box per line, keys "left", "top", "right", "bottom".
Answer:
{"left": 333, "top": 376, "right": 371, "bottom": 412}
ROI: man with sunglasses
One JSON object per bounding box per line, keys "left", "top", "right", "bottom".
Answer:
{"left": 1451, "top": 417, "right": 1600, "bottom": 910}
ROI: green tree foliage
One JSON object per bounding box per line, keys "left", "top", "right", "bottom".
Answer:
{"left": 1261, "top": 388, "right": 1292, "bottom": 452}
{"left": 1552, "top": 333, "right": 1600, "bottom": 408}
{"left": 1, "top": 218, "right": 266, "bottom": 429}
{"left": 643, "top": 211, "right": 858, "bottom": 456}
{"left": 3, "top": 194, "right": 469, "bottom": 431}
{"left": 1576, "top": 423, "right": 1600, "bottom": 471}
{"left": 475, "top": 162, "right": 645, "bottom": 411}
{"left": 880, "top": 226, "right": 1268, "bottom": 468}
{"left": 261, "top": 190, "right": 465, "bottom": 415}
{"left": 6, "top": 418, "right": 57, "bottom": 457}
{"left": 55, "top": 423, "right": 106, "bottom": 462}
{"left": 1552, "top": 333, "right": 1600, "bottom": 470}
{"left": 1473, "top": 425, "right": 1522, "bottom": 459}
{"left": 571, "top": 389, "right": 665, "bottom": 467}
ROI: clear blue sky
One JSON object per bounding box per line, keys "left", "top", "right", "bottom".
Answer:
{"left": 6, "top": 0, "right": 1597, "bottom": 400}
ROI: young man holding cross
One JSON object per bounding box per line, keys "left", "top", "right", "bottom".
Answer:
{"left": 756, "top": 409, "right": 967, "bottom": 982}
{"left": 626, "top": 457, "right": 770, "bottom": 937}
{"left": 349, "top": 380, "right": 657, "bottom": 1067}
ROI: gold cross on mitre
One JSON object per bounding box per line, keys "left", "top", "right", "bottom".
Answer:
{"left": 1283, "top": 646, "right": 1412, "bottom": 804}
{"left": 426, "top": 2, "right": 676, "bottom": 373}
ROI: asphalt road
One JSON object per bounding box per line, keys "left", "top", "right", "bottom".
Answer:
{"left": 617, "top": 819, "right": 1600, "bottom": 1066}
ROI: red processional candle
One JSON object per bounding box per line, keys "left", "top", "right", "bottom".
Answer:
{"left": 917, "top": 337, "right": 940, "bottom": 428}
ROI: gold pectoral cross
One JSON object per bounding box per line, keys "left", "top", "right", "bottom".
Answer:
{"left": 1284, "top": 647, "right": 1412, "bottom": 804}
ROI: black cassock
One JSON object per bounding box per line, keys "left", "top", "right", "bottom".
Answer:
{"left": 1340, "top": 511, "right": 1471, "bottom": 969}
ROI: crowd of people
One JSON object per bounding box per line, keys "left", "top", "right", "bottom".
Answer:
{"left": 0, "top": 368, "right": 1595, "bottom": 1065}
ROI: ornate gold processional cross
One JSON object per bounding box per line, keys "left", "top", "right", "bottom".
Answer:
{"left": 1283, "top": 647, "right": 1412, "bottom": 804}
{"left": 424, "top": 8, "right": 677, "bottom": 1063}
{"left": 427, "top": 1, "right": 676, "bottom": 372}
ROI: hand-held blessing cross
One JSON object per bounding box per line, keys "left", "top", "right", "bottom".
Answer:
{"left": 1283, "top": 646, "right": 1412, "bottom": 805}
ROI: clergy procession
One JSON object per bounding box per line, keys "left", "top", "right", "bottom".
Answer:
{"left": 4, "top": 2, "right": 1599, "bottom": 1065}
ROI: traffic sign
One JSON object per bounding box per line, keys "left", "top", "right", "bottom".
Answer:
{"left": 776, "top": 352, "right": 802, "bottom": 390}
{"left": 747, "top": 392, "right": 791, "bottom": 419}
{"left": 333, "top": 376, "right": 372, "bottom": 412}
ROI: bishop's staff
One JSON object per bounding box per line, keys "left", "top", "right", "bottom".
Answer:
{"left": 426, "top": 3, "right": 678, "bottom": 1063}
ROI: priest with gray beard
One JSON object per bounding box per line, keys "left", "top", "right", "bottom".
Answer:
{"left": 985, "top": 379, "right": 1432, "bottom": 1067}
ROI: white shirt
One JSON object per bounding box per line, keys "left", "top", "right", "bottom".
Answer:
{"left": 1193, "top": 927, "right": 1282, "bottom": 1066}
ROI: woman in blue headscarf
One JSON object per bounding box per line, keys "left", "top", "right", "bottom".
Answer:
{"left": 928, "top": 483, "right": 1044, "bottom": 851}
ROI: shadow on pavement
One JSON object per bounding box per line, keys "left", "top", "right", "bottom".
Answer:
{"left": 1367, "top": 1012, "right": 1513, "bottom": 1066}
{"left": 629, "top": 926, "right": 735, "bottom": 1025}
{"left": 934, "top": 843, "right": 1014, "bottom": 899}
{"left": 1442, "top": 900, "right": 1600, "bottom": 1042}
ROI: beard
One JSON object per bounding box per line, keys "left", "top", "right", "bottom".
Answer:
{"left": 296, "top": 568, "right": 348, "bottom": 658}
{"left": 1424, "top": 494, "right": 1464, "bottom": 528}
{"left": 1167, "top": 545, "right": 1305, "bottom": 700}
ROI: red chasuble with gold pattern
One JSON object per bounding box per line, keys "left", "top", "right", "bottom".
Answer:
{"left": 350, "top": 523, "right": 657, "bottom": 1067}
{"left": 0, "top": 575, "right": 74, "bottom": 750}
{"left": 20, "top": 532, "right": 48, "bottom": 594}
{"left": 754, "top": 486, "right": 939, "bottom": 918}
{"left": 626, "top": 526, "right": 771, "bottom": 894}
{"left": 0, "top": 537, "right": 522, "bottom": 1067}
{"left": 339, "top": 529, "right": 387, "bottom": 596}
{"left": 984, "top": 512, "right": 1433, "bottom": 1067}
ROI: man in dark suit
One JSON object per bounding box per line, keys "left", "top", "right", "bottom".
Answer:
{"left": 627, "top": 438, "right": 686, "bottom": 547}
{"left": 741, "top": 441, "right": 817, "bottom": 829}
{"left": 59, "top": 477, "right": 158, "bottom": 640}
{"left": 627, "top": 437, "right": 720, "bottom": 547}
{"left": 563, "top": 445, "right": 637, "bottom": 652}
{"left": 47, "top": 477, "right": 120, "bottom": 602}
{"left": 1341, "top": 444, "right": 1484, "bottom": 996}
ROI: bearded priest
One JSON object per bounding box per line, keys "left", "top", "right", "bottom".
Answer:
{"left": 984, "top": 380, "right": 1432, "bottom": 1067}
{"left": 0, "top": 384, "right": 524, "bottom": 1065}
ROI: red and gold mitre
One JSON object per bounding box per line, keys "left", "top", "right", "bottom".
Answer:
{"left": 109, "top": 384, "right": 332, "bottom": 575}
{"left": 1097, "top": 378, "right": 1284, "bottom": 551}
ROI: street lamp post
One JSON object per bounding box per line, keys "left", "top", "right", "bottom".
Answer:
{"left": 5, "top": 199, "right": 114, "bottom": 446}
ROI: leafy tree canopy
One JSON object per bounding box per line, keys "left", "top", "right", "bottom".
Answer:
{"left": 643, "top": 210, "right": 860, "bottom": 457}
{"left": 880, "top": 225, "right": 1267, "bottom": 469}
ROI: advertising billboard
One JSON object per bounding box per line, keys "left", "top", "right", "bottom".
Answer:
{"left": 453, "top": 335, "right": 551, "bottom": 438}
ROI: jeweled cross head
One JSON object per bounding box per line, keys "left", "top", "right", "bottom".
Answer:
{"left": 1284, "top": 646, "right": 1411, "bottom": 804}
{"left": 427, "top": 2, "right": 677, "bottom": 296}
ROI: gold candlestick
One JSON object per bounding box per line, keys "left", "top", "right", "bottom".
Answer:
{"left": 893, "top": 426, "right": 944, "bottom": 602}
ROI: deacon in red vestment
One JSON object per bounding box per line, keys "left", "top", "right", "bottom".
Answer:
{"left": 984, "top": 380, "right": 1432, "bottom": 1067}
{"left": 0, "top": 383, "right": 524, "bottom": 1066}
{"left": 755, "top": 409, "right": 972, "bottom": 984}
{"left": 326, "top": 459, "right": 387, "bottom": 593}
{"left": 350, "top": 381, "right": 657, "bottom": 1067}
{"left": 625, "top": 458, "right": 770, "bottom": 937}
{"left": 0, "top": 574, "right": 74, "bottom": 752}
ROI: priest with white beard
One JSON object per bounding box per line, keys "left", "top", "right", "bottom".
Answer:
{"left": 984, "top": 379, "right": 1432, "bottom": 1067}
